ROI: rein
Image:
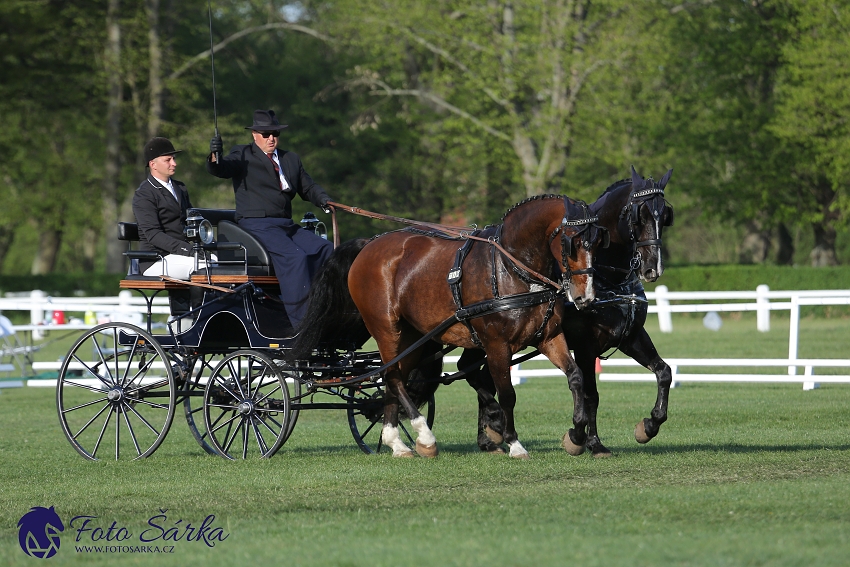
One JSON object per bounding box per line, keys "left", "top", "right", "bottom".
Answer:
{"left": 328, "top": 200, "right": 568, "bottom": 292}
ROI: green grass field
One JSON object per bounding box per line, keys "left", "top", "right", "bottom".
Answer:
{"left": 1, "top": 315, "right": 849, "bottom": 566}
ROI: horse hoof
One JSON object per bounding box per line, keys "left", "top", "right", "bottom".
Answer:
{"left": 592, "top": 449, "right": 614, "bottom": 459}
{"left": 487, "top": 447, "right": 506, "bottom": 455}
{"left": 415, "top": 440, "right": 439, "bottom": 458}
{"left": 634, "top": 420, "right": 652, "bottom": 444}
{"left": 562, "top": 432, "right": 586, "bottom": 456}
{"left": 511, "top": 451, "right": 530, "bottom": 460}
{"left": 484, "top": 426, "right": 504, "bottom": 445}
{"left": 394, "top": 449, "right": 416, "bottom": 458}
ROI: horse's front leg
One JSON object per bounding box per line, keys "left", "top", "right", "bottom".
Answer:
{"left": 620, "top": 328, "right": 672, "bottom": 443}
{"left": 537, "top": 334, "right": 588, "bottom": 456}
{"left": 486, "top": 347, "right": 529, "bottom": 459}
{"left": 574, "top": 347, "right": 612, "bottom": 457}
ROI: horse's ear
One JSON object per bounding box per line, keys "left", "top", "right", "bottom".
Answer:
{"left": 659, "top": 168, "right": 673, "bottom": 189}
{"left": 630, "top": 165, "right": 642, "bottom": 188}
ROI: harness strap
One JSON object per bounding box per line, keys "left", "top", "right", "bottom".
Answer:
{"left": 447, "top": 237, "right": 483, "bottom": 347}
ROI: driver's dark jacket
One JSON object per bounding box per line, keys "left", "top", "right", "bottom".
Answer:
{"left": 205, "top": 142, "right": 330, "bottom": 222}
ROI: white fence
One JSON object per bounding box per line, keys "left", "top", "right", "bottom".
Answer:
{"left": 2, "top": 286, "right": 849, "bottom": 389}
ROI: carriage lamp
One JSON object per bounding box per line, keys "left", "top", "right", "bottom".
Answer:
{"left": 184, "top": 210, "right": 214, "bottom": 245}
{"left": 300, "top": 211, "right": 328, "bottom": 240}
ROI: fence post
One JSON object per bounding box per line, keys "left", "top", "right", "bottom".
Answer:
{"left": 30, "top": 290, "right": 45, "bottom": 340}
{"left": 788, "top": 294, "right": 800, "bottom": 376}
{"left": 756, "top": 284, "right": 770, "bottom": 332}
{"left": 655, "top": 285, "right": 673, "bottom": 333}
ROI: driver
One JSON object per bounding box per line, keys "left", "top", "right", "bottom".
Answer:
{"left": 206, "top": 109, "right": 333, "bottom": 328}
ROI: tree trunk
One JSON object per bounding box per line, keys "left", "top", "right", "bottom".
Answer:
{"left": 774, "top": 222, "right": 794, "bottom": 265}
{"left": 809, "top": 178, "right": 839, "bottom": 267}
{"left": 0, "top": 226, "right": 15, "bottom": 270}
{"left": 810, "top": 223, "right": 838, "bottom": 267}
{"left": 31, "top": 228, "right": 63, "bottom": 275}
{"left": 82, "top": 227, "right": 97, "bottom": 272}
{"left": 103, "top": 0, "right": 124, "bottom": 273}
{"left": 146, "top": 0, "right": 162, "bottom": 139}
{"left": 739, "top": 221, "right": 770, "bottom": 264}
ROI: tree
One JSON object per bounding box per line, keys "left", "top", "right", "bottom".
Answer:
{"left": 327, "top": 0, "right": 640, "bottom": 199}
{"left": 769, "top": 0, "right": 850, "bottom": 266}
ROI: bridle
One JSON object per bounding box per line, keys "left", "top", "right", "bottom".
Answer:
{"left": 549, "top": 199, "right": 607, "bottom": 294}
{"left": 620, "top": 186, "right": 670, "bottom": 273}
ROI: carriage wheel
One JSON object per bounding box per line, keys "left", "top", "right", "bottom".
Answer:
{"left": 181, "top": 353, "right": 226, "bottom": 455}
{"left": 203, "top": 350, "right": 291, "bottom": 459}
{"left": 276, "top": 367, "right": 302, "bottom": 445}
{"left": 56, "top": 323, "right": 175, "bottom": 461}
{"left": 346, "top": 384, "right": 435, "bottom": 455}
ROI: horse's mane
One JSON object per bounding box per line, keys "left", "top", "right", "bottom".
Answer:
{"left": 594, "top": 178, "right": 631, "bottom": 202}
{"left": 500, "top": 194, "right": 568, "bottom": 222}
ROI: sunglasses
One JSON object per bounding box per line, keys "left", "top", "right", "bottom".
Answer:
{"left": 257, "top": 131, "right": 280, "bottom": 138}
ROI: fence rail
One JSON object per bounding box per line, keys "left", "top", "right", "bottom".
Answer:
{"left": 3, "top": 286, "right": 849, "bottom": 389}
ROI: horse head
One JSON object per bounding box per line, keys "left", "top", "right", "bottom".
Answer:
{"left": 627, "top": 166, "right": 674, "bottom": 282}
{"left": 551, "top": 199, "right": 608, "bottom": 309}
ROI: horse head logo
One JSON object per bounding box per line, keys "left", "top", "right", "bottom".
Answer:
{"left": 17, "top": 506, "right": 64, "bottom": 559}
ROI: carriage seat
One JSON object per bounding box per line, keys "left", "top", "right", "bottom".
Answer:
{"left": 118, "top": 209, "right": 276, "bottom": 283}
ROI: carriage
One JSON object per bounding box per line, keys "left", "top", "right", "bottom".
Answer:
{"left": 56, "top": 167, "right": 674, "bottom": 461}
{"left": 55, "top": 208, "right": 437, "bottom": 461}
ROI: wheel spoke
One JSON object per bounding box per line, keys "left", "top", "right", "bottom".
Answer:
{"left": 122, "top": 395, "right": 169, "bottom": 410}
{"left": 251, "top": 417, "right": 269, "bottom": 455}
{"left": 72, "top": 402, "right": 111, "bottom": 439}
{"left": 124, "top": 402, "right": 164, "bottom": 436}
{"left": 91, "top": 405, "right": 114, "bottom": 459}
{"left": 211, "top": 411, "right": 241, "bottom": 435}
{"left": 121, "top": 404, "right": 143, "bottom": 457}
{"left": 119, "top": 338, "right": 140, "bottom": 388}
{"left": 92, "top": 336, "right": 115, "bottom": 386}
{"left": 63, "top": 397, "right": 109, "bottom": 414}
{"left": 71, "top": 354, "right": 112, "bottom": 389}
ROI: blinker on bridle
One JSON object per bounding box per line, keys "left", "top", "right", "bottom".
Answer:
{"left": 548, "top": 199, "right": 606, "bottom": 292}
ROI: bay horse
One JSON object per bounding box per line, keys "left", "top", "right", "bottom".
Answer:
{"left": 461, "top": 167, "right": 675, "bottom": 456}
{"left": 291, "top": 196, "right": 607, "bottom": 458}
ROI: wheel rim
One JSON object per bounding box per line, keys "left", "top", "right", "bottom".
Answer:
{"left": 203, "top": 350, "right": 290, "bottom": 459}
{"left": 347, "top": 384, "right": 435, "bottom": 455}
{"left": 56, "top": 323, "right": 175, "bottom": 461}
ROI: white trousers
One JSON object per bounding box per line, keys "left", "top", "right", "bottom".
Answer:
{"left": 143, "top": 254, "right": 217, "bottom": 280}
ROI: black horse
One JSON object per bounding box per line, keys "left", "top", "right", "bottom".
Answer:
{"left": 459, "top": 167, "right": 675, "bottom": 457}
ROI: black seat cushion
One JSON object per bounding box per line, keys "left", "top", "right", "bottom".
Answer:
{"left": 216, "top": 220, "right": 275, "bottom": 276}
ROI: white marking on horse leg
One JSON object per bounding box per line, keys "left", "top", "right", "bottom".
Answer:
{"left": 410, "top": 416, "right": 436, "bottom": 446}
{"left": 382, "top": 424, "right": 413, "bottom": 456}
{"left": 508, "top": 440, "right": 529, "bottom": 459}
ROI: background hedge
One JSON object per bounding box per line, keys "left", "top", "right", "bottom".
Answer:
{"left": 0, "top": 265, "right": 847, "bottom": 298}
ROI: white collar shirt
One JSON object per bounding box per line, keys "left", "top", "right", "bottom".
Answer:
{"left": 152, "top": 175, "right": 179, "bottom": 202}
{"left": 268, "top": 150, "right": 292, "bottom": 192}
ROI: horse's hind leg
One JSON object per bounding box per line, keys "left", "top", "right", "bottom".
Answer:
{"left": 486, "top": 347, "right": 529, "bottom": 459}
{"left": 537, "top": 335, "right": 588, "bottom": 456}
{"left": 575, "top": 348, "right": 612, "bottom": 458}
{"left": 459, "top": 349, "right": 506, "bottom": 453}
{"left": 620, "top": 328, "right": 672, "bottom": 443}
{"left": 380, "top": 384, "right": 415, "bottom": 458}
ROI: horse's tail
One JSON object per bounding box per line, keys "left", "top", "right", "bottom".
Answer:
{"left": 288, "top": 238, "right": 371, "bottom": 361}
